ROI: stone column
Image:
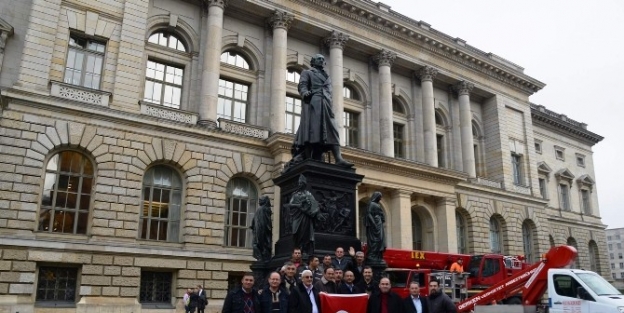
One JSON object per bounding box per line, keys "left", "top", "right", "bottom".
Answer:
{"left": 436, "top": 197, "right": 458, "bottom": 253}
{"left": 268, "top": 10, "right": 294, "bottom": 134}
{"left": 324, "top": 31, "right": 349, "bottom": 145}
{"left": 372, "top": 50, "right": 397, "bottom": 157}
{"left": 391, "top": 190, "right": 413, "bottom": 250}
{"left": 418, "top": 66, "right": 438, "bottom": 167}
{"left": 454, "top": 81, "right": 476, "bottom": 177}
{"left": 199, "top": 0, "right": 229, "bottom": 127}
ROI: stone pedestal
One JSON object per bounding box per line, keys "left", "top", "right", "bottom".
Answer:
{"left": 270, "top": 159, "right": 364, "bottom": 269}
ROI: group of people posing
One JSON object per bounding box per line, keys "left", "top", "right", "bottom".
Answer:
{"left": 222, "top": 247, "right": 457, "bottom": 313}
{"left": 182, "top": 285, "right": 208, "bottom": 313}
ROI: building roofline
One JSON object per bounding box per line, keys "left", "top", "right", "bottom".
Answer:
{"left": 530, "top": 103, "right": 604, "bottom": 145}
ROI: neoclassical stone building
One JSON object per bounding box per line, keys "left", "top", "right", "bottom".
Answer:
{"left": 0, "top": 0, "right": 606, "bottom": 311}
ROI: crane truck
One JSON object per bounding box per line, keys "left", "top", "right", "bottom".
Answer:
{"left": 455, "top": 245, "right": 624, "bottom": 313}
{"left": 383, "top": 247, "right": 527, "bottom": 302}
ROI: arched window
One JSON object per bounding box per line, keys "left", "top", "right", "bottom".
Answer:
{"left": 220, "top": 51, "right": 250, "bottom": 70}
{"left": 140, "top": 165, "right": 182, "bottom": 242}
{"left": 39, "top": 151, "right": 94, "bottom": 234}
{"left": 435, "top": 109, "right": 448, "bottom": 168}
{"left": 358, "top": 199, "right": 368, "bottom": 242}
{"left": 412, "top": 211, "right": 422, "bottom": 250}
{"left": 343, "top": 86, "right": 360, "bottom": 101}
{"left": 148, "top": 32, "right": 187, "bottom": 52}
{"left": 225, "top": 177, "right": 258, "bottom": 248}
{"left": 392, "top": 99, "right": 405, "bottom": 114}
{"left": 435, "top": 111, "right": 445, "bottom": 126}
{"left": 589, "top": 240, "right": 600, "bottom": 274}
{"left": 489, "top": 217, "right": 502, "bottom": 254}
{"left": 567, "top": 237, "right": 580, "bottom": 266}
{"left": 392, "top": 98, "right": 407, "bottom": 158}
{"left": 456, "top": 212, "right": 467, "bottom": 254}
{"left": 287, "top": 68, "right": 300, "bottom": 83}
{"left": 522, "top": 220, "right": 534, "bottom": 262}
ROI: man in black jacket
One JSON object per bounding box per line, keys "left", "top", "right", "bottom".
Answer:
{"left": 367, "top": 277, "right": 404, "bottom": 313}
{"left": 197, "top": 284, "right": 207, "bottom": 313}
{"left": 356, "top": 266, "right": 378, "bottom": 295}
{"left": 337, "top": 270, "right": 361, "bottom": 294}
{"left": 289, "top": 270, "right": 321, "bottom": 313}
{"left": 428, "top": 278, "right": 457, "bottom": 313}
{"left": 314, "top": 266, "right": 336, "bottom": 294}
{"left": 403, "top": 281, "right": 429, "bottom": 313}
{"left": 222, "top": 273, "right": 261, "bottom": 313}
{"left": 259, "top": 272, "right": 289, "bottom": 313}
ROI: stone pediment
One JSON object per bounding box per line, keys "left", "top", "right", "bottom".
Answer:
{"left": 0, "top": 17, "right": 13, "bottom": 35}
{"left": 537, "top": 161, "right": 552, "bottom": 174}
{"left": 577, "top": 174, "right": 595, "bottom": 187}
{"left": 555, "top": 168, "right": 575, "bottom": 182}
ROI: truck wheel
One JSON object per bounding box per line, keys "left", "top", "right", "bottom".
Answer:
{"left": 505, "top": 297, "right": 522, "bottom": 305}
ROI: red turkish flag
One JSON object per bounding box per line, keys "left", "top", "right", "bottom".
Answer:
{"left": 320, "top": 292, "right": 369, "bottom": 313}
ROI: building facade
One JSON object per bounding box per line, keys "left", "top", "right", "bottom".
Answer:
{"left": 0, "top": 0, "right": 606, "bottom": 312}
{"left": 606, "top": 228, "right": 624, "bottom": 288}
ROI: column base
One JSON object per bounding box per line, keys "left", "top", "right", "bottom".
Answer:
{"left": 197, "top": 119, "right": 218, "bottom": 129}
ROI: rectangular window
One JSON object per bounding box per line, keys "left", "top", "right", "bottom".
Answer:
{"left": 619, "top": 253, "right": 623, "bottom": 259}
{"left": 621, "top": 273, "right": 624, "bottom": 279}
{"left": 612, "top": 263, "right": 615, "bottom": 269}
{"left": 343, "top": 110, "right": 359, "bottom": 148}
{"left": 511, "top": 153, "right": 523, "bottom": 185}
{"left": 613, "top": 273, "right": 617, "bottom": 280}
{"left": 217, "top": 79, "right": 248, "bottom": 123}
{"left": 538, "top": 178, "right": 547, "bottom": 199}
{"left": 576, "top": 154, "right": 586, "bottom": 167}
{"left": 619, "top": 243, "right": 622, "bottom": 249}
{"left": 555, "top": 146, "right": 565, "bottom": 161}
{"left": 611, "top": 253, "right": 614, "bottom": 259}
{"left": 581, "top": 189, "right": 591, "bottom": 214}
{"left": 437, "top": 134, "right": 445, "bottom": 167}
{"left": 285, "top": 95, "right": 302, "bottom": 134}
{"left": 393, "top": 123, "right": 404, "bottom": 158}
{"left": 36, "top": 266, "right": 78, "bottom": 305}
{"left": 618, "top": 234, "right": 622, "bottom": 240}
{"left": 140, "top": 271, "right": 172, "bottom": 304}
{"left": 64, "top": 34, "right": 105, "bottom": 89}
{"left": 609, "top": 244, "right": 613, "bottom": 250}
{"left": 534, "top": 141, "right": 542, "bottom": 154}
{"left": 559, "top": 184, "right": 570, "bottom": 211}
{"left": 144, "top": 60, "right": 184, "bottom": 109}
{"left": 620, "top": 263, "right": 623, "bottom": 269}
{"left": 608, "top": 236, "right": 613, "bottom": 241}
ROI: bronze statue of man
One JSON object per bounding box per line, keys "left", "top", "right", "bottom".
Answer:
{"left": 291, "top": 54, "right": 353, "bottom": 167}
{"left": 288, "top": 175, "right": 325, "bottom": 258}
{"left": 250, "top": 195, "right": 272, "bottom": 262}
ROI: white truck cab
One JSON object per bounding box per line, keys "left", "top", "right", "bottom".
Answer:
{"left": 548, "top": 268, "right": 624, "bottom": 313}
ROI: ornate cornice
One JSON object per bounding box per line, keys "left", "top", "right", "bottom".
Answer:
{"left": 453, "top": 81, "right": 474, "bottom": 96}
{"left": 267, "top": 10, "right": 295, "bottom": 31}
{"left": 281, "top": 0, "right": 545, "bottom": 95}
{"left": 324, "top": 31, "right": 349, "bottom": 50}
{"left": 417, "top": 66, "right": 438, "bottom": 82}
{"left": 530, "top": 103, "right": 603, "bottom": 146}
{"left": 372, "top": 49, "right": 396, "bottom": 68}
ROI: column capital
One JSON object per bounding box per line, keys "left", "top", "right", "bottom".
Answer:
{"left": 204, "top": 0, "right": 228, "bottom": 10}
{"left": 372, "top": 49, "right": 397, "bottom": 68}
{"left": 416, "top": 66, "right": 438, "bottom": 82}
{"left": 267, "top": 10, "right": 294, "bottom": 31}
{"left": 324, "top": 31, "right": 349, "bottom": 50}
{"left": 453, "top": 81, "right": 474, "bottom": 96}
{"left": 391, "top": 189, "right": 412, "bottom": 198}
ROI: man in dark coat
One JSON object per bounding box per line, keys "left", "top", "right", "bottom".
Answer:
{"left": 197, "top": 284, "right": 207, "bottom": 313}
{"left": 222, "top": 273, "right": 261, "bottom": 313}
{"left": 259, "top": 272, "right": 289, "bottom": 313}
{"left": 356, "top": 266, "right": 378, "bottom": 295}
{"left": 404, "top": 282, "right": 429, "bottom": 313}
{"left": 289, "top": 270, "right": 321, "bottom": 313}
{"left": 314, "top": 266, "right": 336, "bottom": 294}
{"left": 337, "top": 270, "right": 362, "bottom": 294}
{"left": 367, "top": 277, "right": 404, "bottom": 313}
{"left": 428, "top": 278, "right": 457, "bottom": 313}
{"left": 292, "top": 54, "right": 352, "bottom": 167}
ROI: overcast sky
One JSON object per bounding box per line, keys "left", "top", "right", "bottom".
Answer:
{"left": 381, "top": 0, "right": 624, "bottom": 228}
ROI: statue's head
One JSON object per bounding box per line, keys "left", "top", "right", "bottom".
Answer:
{"left": 310, "top": 54, "right": 325, "bottom": 68}
{"left": 371, "top": 191, "right": 382, "bottom": 203}
{"left": 298, "top": 174, "right": 308, "bottom": 188}
{"left": 259, "top": 195, "right": 271, "bottom": 207}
